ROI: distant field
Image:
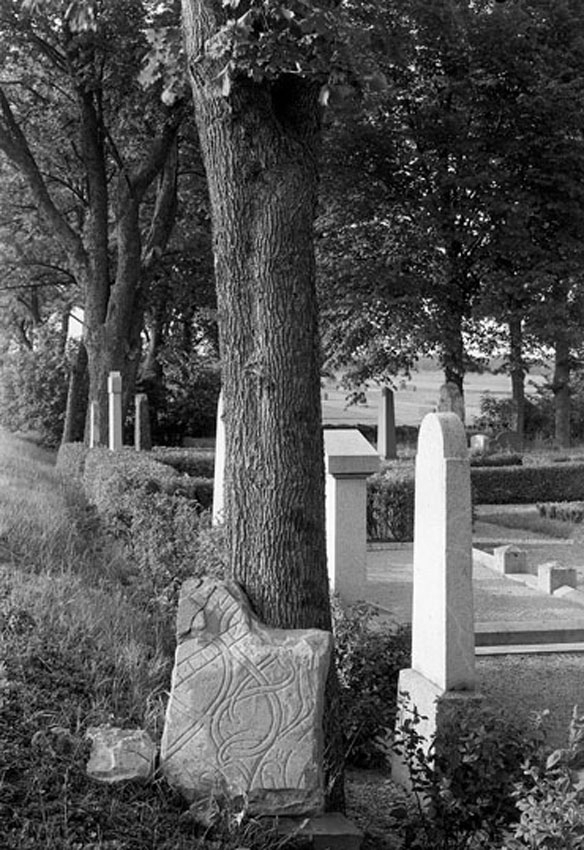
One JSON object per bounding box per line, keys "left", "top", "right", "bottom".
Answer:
{"left": 321, "top": 370, "right": 545, "bottom": 428}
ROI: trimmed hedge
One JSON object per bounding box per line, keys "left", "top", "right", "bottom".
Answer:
{"left": 471, "top": 462, "right": 584, "bottom": 504}
{"left": 150, "top": 446, "right": 215, "bottom": 478}
{"left": 470, "top": 453, "right": 523, "bottom": 468}
{"left": 367, "top": 470, "right": 415, "bottom": 542}
{"left": 366, "top": 458, "right": 584, "bottom": 541}
{"left": 56, "top": 441, "right": 90, "bottom": 482}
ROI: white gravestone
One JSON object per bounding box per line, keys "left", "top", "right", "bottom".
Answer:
{"left": 108, "top": 371, "right": 123, "bottom": 451}
{"left": 393, "top": 412, "right": 479, "bottom": 789}
{"left": 212, "top": 390, "right": 225, "bottom": 525}
{"left": 324, "top": 429, "right": 379, "bottom": 602}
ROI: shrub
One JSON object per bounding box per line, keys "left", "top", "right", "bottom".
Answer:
{"left": 0, "top": 327, "right": 72, "bottom": 447}
{"left": 367, "top": 468, "right": 415, "bottom": 542}
{"left": 82, "top": 448, "right": 180, "bottom": 532}
{"left": 154, "top": 349, "right": 221, "bottom": 446}
{"left": 471, "top": 463, "right": 584, "bottom": 504}
{"left": 474, "top": 392, "right": 552, "bottom": 441}
{"left": 332, "top": 598, "right": 411, "bottom": 767}
{"left": 537, "top": 501, "right": 584, "bottom": 524}
{"left": 395, "top": 701, "right": 548, "bottom": 849}
{"left": 150, "top": 447, "right": 215, "bottom": 478}
{"left": 56, "top": 442, "right": 90, "bottom": 482}
{"left": 505, "top": 707, "right": 584, "bottom": 849}
{"left": 124, "top": 498, "right": 222, "bottom": 610}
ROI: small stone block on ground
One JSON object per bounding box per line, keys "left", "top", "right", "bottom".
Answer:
{"left": 493, "top": 545, "right": 528, "bottom": 575}
{"left": 538, "top": 562, "right": 577, "bottom": 595}
{"left": 275, "top": 813, "right": 363, "bottom": 850}
{"left": 86, "top": 726, "right": 156, "bottom": 783}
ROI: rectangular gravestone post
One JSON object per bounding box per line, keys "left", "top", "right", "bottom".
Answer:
{"left": 377, "top": 387, "right": 397, "bottom": 460}
{"left": 212, "top": 390, "right": 225, "bottom": 525}
{"left": 89, "top": 400, "right": 101, "bottom": 448}
{"left": 108, "top": 371, "right": 123, "bottom": 452}
{"left": 324, "top": 429, "right": 379, "bottom": 602}
{"left": 392, "top": 412, "right": 480, "bottom": 789}
{"left": 134, "top": 393, "right": 152, "bottom": 452}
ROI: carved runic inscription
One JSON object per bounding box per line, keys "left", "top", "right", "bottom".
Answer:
{"left": 160, "top": 578, "right": 332, "bottom": 816}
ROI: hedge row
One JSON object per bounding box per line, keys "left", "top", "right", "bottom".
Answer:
{"left": 367, "top": 471, "right": 415, "bottom": 542}
{"left": 150, "top": 446, "right": 215, "bottom": 478}
{"left": 366, "top": 460, "right": 584, "bottom": 541}
{"left": 471, "top": 462, "right": 584, "bottom": 504}
{"left": 56, "top": 444, "right": 219, "bottom": 600}
{"left": 537, "top": 501, "right": 584, "bottom": 524}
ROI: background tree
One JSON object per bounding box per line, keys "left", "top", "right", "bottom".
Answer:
{"left": 0, "top": 0, "right": 187, "bottom": 442}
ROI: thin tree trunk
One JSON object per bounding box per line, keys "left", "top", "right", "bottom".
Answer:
{"left": 182, "top": 1, "right": 344, "bottom": 810}
{"left": 509, "top": 314, "right": 525, "bottom": 445}
{"left": 553, "top": 334, "right": 571, "bottom": 448}
{"left": 440, "top": 292, "right": 466, "bottom": 420}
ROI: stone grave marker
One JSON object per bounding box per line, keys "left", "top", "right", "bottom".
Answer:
{"left": 323, "top": 429, "right": 379, "bottom": 602}
{"left": 108, "top": 371, "right": 123, "bottom": 451}
{"left": 377, "top": 387, "right": 397, "bottom": 460}
{"left": 437, "top": 381, "right": 465, "bottom": 423}
{"left": 161, "top": 577, "right": 331, "bottom": 816}
{"left": 392, "top": 412, "right": 480, "bottom": 788}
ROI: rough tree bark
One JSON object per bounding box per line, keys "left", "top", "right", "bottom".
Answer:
{"left": 553, "top": 333, "right": 571, "bottom": 449}
{"left": 181, "top": 0, "right": 344, "bottom": 809}
{"left": 508, "top": 313, "right": 525, "bottom": 444}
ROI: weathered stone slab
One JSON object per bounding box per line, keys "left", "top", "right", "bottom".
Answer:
{"left": 161, "top": 578, "right": 332, "bottom": 816}
{"left": 86, "top": 726, "right": 156, "bottom": 783}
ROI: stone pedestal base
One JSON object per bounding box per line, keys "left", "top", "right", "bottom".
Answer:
{"left": 391, "top": 669, "right": 483, "bottom": 792}
{"left": 275, "top": 813, "right": 363, "bottom": 850}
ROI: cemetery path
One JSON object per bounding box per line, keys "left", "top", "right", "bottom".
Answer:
{"left": 365, "top": 516, "right": 584, "bottom": 627}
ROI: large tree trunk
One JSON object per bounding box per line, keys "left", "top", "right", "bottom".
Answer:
{"left": 553, "top": 333, "right": 571, "bottom": 448}
{"left": 508, "top": 314, "right": 525, "bottom": 445}
{"left": 182, "top": 1, "right": 344, "bottom": 809}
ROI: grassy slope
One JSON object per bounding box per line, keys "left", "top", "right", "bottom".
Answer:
{"left": 0, "top": 431, "right": 305, "bottom": 850}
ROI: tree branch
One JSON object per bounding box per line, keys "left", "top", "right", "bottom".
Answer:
{"left": 0, "top": 88, "right": 88, "bottom": 277}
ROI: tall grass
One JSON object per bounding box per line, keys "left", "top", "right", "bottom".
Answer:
{"left": 0, "top": 430, "right": 297, "bottom": 849}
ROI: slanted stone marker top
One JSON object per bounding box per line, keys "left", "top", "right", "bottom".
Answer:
{"left": 323, "top": 429, "right": 379, "bottom": 476}
{"left": 411, "top": 412, "right": 475, "bottom": 692}
{"left": 437, "top": 381, "right": 465, "bottom": 423}
{"left": 161, "top": 578, "right": 331, "bottom": 816}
